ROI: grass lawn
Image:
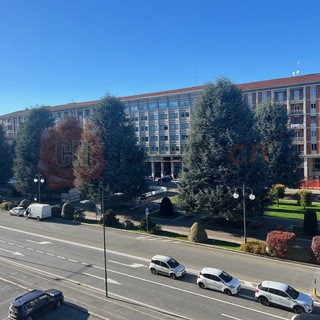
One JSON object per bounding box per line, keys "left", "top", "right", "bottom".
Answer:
{"left": 264, "top": 200, "right": 320, "bottom": 220}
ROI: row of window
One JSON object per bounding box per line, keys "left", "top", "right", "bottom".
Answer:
{"left": 130, "top": 111, "right": 189, "bottom": 122}
{"left": 140, "top": 135, "right": 188, "bottom": 142}
{"left": 247, "top": 86, "right": 317, "bottom": 106}
{"left": 124, "top": 95, "right": 198, "bottom": 112}
{"left": 145, "top": 145, "right": 183, "bottom": 153}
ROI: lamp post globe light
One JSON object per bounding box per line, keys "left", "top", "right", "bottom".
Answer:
{"left": 233, "top": 183, "right": 255, "bottom": 244}
{"left": 33, "top": 173, "right": 45, "bottom": 203}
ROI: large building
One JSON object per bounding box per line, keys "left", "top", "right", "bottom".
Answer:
{"left": 1, "top": 73, "right": 320, "bottom": 182}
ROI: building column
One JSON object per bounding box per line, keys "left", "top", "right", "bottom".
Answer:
{"left": 160, "top": 161, "right": 164, "bottom": 177}
{"left": 151, "top": 161, "right": 155, "bottom": 179}
{"left": 170, "top": 161, "right": 174, "bottom": 178}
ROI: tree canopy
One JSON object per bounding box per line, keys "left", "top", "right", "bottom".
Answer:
{"left": 74, "top": 95, "right": 147, "bottom": 204}
{"left": 178, "top": 78, "right": 269, "bottom": 219}
{"left": 254, "top": 102, "right": 302, "bottom": 188}
{"left": 39, "top": 117, "right": 83, "bottom": 190}
{"left": 0, "top": 124, "right": 12, "bottom": 186}
{"left": 13, "top": 107, "right": 54, "bottom": 194}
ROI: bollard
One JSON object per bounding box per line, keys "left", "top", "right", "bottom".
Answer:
{"left": 313, "top": 278, "right": 317, "bottom": 298}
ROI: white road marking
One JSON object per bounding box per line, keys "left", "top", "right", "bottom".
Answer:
{"left": 82, "top": 272, "right": 122, "bottom": 285}
{"left": 26, "top": 239, "right": 52, "bottom": 245}
{"left": 109, "top": 260, "right": 147, "bottom": 268}
{"left": 221, "top": 314, "right": 243, "bottom": 320}
{"left": 0, "top": 248, "right": 23, "bottom": 256}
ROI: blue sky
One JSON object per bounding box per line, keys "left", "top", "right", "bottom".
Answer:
{"left": 1, "top": 0, "right": 320, "bottom": 115}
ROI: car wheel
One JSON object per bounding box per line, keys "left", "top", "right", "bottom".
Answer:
{"left": 198, "top": 282, "right": 205, "bottom": 289}
{"left": 293, "top": 305, "right": 304, "bottom": 314}
{"left": 259, "top": 296, "right": 269, "bottom": 306}
{"left": 224, "top": 289, "right": 232, "bottom": 296}
{"left": 54, "top": 300, "right": 61, "bottom": 309}
{"left": 150, "top": 268, "right": 157, "bottom": 275}
{"left": 169, "top": 273, "right": 176, "bottom": 280}
{"left": 36, "top": 216, "right": 40, "bottom": 221}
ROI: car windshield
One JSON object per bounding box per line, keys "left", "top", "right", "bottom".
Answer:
{"left": 167, "top": 258, "right": 179, "bottom": 268}
{"left": 219, "top": 271, "right": 233, "bottom": 283}
{"left": 286, "top": 286, "right": 299, "bottom": 299}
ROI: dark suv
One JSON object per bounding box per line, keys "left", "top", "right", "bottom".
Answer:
{"left": 8, "top": 288, "right": 64, "bottom": 320}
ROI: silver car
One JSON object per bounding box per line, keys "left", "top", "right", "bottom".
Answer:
{"left": 149, "top": 255, "right": 186, "bottom": 279}
{"left": 9, "top": 206, "right": 25, "bottom": 216}
{"left": 197, "top": 267, "right": 241, "bottom": 295}
{"left": 255, "top": 280, "right": 314, "bottom": 314}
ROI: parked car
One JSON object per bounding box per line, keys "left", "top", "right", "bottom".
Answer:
{"left": 157, "top": 176, "right": 172, "bottom": 183}
{"left": 149, "top": 255, "right": 186, "bottom": 279}
{"left": 8, "top": 288, "right": 64, "bottom": 320}
{"left": 197, "top": 267, "right": 241, "bottom": 295}
{"left": 9, "top": 207, "right": 25, "bottom": 217}
{"left": 144, "top": 176, "right": 154, "bottom": 181}
{"left": 255, "top": 280, "right": 314, "bottom": 314}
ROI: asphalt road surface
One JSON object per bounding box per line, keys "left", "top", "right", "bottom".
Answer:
{"left": 0, "top": 211, "right": 319, "bottom": 320}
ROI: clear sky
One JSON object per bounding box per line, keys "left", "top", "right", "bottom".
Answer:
{"left": 1, "top": 0, "right": 320, "bottom": 115}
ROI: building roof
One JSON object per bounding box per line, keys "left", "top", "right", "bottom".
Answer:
{"left": 1, "top": 73, "right": 320, "bottom": 119}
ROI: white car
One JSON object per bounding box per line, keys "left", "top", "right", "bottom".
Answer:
{"left": 149, "top": 255, "right": 186, "bottom": 279}
{"left": 255, "top": 280, "right": 314, "bottom": 314}
{"left": 9, "top": 207, "right": 25, "bottom": 217}
{"left": 197, "top": 267, "right": 241, "bottom": 295}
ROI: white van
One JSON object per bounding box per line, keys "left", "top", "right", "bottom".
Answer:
{"left": 24, "top": 204, "right": 51, "bottom": 221}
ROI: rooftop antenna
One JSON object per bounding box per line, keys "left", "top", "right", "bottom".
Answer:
{"left": 292, "top": 60, "right": 300, "bottom": 77}
{"left": 194, "top": 69, "right": 198, "bottom": 85}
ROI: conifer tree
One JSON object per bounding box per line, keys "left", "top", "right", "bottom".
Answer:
{"left": 74, "top": 94, "right": 147, "bottom": 204}
{"left": 13, "top": 107, "right": 53, "bottom": 194}
{"left": 178, "top": 78, "right": 269, "bottom": 219}
{"left": 254, "top": 102, "right": 302, "bottom": 187}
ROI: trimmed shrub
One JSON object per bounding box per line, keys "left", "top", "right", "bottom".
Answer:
{"left": 297, "top": 189, "right": 312, "bottom": 208}
{"left": 122, "top": 219, "right": 135, "bottom": 230}
{"left": 269, "top": 184, "right": 285, "bottom": 206}
{"left": 0, "top": 201, "right": 15, "bottom": 211}
{"left": 311, "top": 236, "right": 320, "bottom": 264}
{"left": 51, "top": 205, "right": 62, "bottom": 218}
{"left": 240, "top": 241, "right": 267, "bottom": 254}
{"left": 266, "top": 230, "right": 296, "bottom": 258}
{"left": 188, "top": 222, "right": 208, "bottom": 243}
{"left": 18, "top": 199, "right": 30, "bottom": 209}
{"left": 303, "top": 209, "right": 318, "bottom": 236}
{"left": 61, "top": 203, "right": 75, "bottom": 220}
{"left": 139, "top": 216, "right": 161, "bottom": 234}
{"left": 100, "top": 209, "right": 121, "bottom": 228}
{"left": 159, "top": 197, "right": 174, "bottom": 216}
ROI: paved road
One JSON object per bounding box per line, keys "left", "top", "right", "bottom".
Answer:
{"left": 0, "top": 213, "right": 320, "bottom": 320}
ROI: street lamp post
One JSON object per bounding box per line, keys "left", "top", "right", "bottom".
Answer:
{"left": 101, "top": 190, "right": 108, "bottom": 298}
{"left": 233, "top": 183, "right": 255, "bottom": 244}
{"left": 101, "top": 191, "right": 123, "bottom": 298}
{"left": 33, "top": 173, "right": 45, "bottom": 203}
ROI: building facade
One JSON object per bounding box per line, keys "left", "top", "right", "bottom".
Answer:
{"left": 1, "top": 73, "right": 320, "bottom": 182}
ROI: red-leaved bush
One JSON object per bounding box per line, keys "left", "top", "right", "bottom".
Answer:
{"left": 266, "top": 231, "right": 296, "bottom": 258}
{"left": 311, "top": 236, "right": 320, "bottom": 264}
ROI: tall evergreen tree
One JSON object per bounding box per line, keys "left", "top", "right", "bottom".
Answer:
{"left": 178, "top": 78, "right": 269, "bottom": 219}
{"left": 13, "top": 108, "right": 53, "bottom": 194}
{"left": 74, "top": 95, "right": 147, "bottom": 204}
{"left": 254, "top": 102, "right": 302, "bottom": 187}
{"left": 0, "top": 124, "right": 12, "bottom": 186}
